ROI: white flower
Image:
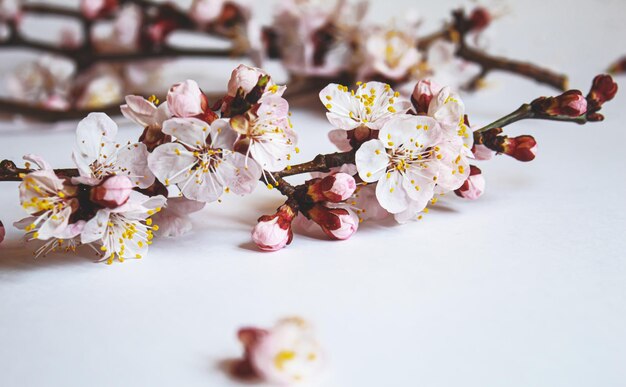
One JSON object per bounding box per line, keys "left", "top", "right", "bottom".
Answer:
{"left": 7, "top": 55, "right": 74, "bottom": 106}
{"left": 75, "top": 70, "right": 124, "bottom": 109}
{"left": 423, "top": 86, "right": 473, "bottom": 193}
{"left": 15, "top": 155, "right": 82, "bottom": 242}
{"left": 231, "top": 95, "right": 297, "bottom": 172}
{"left": 355, "top": 114, "right": 442, "bottom": 214}
{"left": 148, "top": 117, "right": 262, "bottom": 202}
{"left": 72, "top": 113, "right": 155, "bottom": 188}
{"left": 319, "top": 82, "right": 412, "bottom": 130}
{"left": 81, "top": 191, "right": 166, "bottom": 264}
{"left": 363, "top": 27, "right": 421, "bottom": 81}
{"left": 121, "top": 95, "right": 171, "bottom": 131}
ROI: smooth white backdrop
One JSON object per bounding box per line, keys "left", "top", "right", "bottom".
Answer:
{"left": 0, "top": 0, "right": 625, "bottom": 386}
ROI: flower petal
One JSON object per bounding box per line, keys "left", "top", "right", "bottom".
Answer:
{"left": 148, "top": 143, "right": 197, "bottom": 186}
{"left": 81, "top": 209, "right": 111, "bottom": 244}
{"left": 209, "top": 119, "right": 237, "bottom": 150}
{"left": 355, "top": 139, "right": 388, "bottom": 183}
{"left": 116, "top": 142, "right": 155, "bottom": 189}
{"left": 75, "top": 112, "right": 118, "bottom": 162}
{"left": 162, "top": 117, "right": 209, "bottom": 148}
{"left": 219, "top": 152, "right": 262, "bottom": 195}
{"left": 375, "top": 171, "right": 411, "bottom": 214}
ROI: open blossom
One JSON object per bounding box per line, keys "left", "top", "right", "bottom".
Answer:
{"left": 72, "top": 113, "right": 155, "bottom": 188}
{"left": 363, "top": 27, "right": 421, "bottom": 81}
{"left": 93, "top": 4, "right": 141, "bottom": 53}
{"left": 320, "top": 82, "right": 412, "bottom": 131}
{"left": 81, "top": 191, "right": 166, "bottom": 264}
{"left": 148, "top": 117, "right": 261, "bottom": 202}
{"left": 356, "top": 114, "right": 444, "bottom": 214}
{"left": 75, "top": 70, "right": 124, "bottom": 109}
{"left": 121, "top": 95, "right": 171, "bottom": 131}
{"left": 237, "top": 317, "right": 325, "bottom": 385}
{"left": 231, "top": 95, "right": 297, "bottom": 171}
{"left": 167, "top": 80, "right": 209, "bottom": 118}
{"left": 15, "top": 155, "right": 82, "bottom": 242}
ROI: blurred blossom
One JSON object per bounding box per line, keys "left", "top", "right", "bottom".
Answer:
{"left": 93, "top": 4, "right": 142, "bottom": 53}
{"left": 6, "top": 55, "right": 74, "bottom": 108}
{"left": 75, "top": 68, "right": 124, "bottom": 109}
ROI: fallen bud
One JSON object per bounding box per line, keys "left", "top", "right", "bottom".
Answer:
{"left": 454, "top": 165, "right": 485, "bottom": 200}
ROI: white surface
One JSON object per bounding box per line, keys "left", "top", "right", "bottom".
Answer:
{"left": 1, "top": 1, "right": 626, "bottom": 386}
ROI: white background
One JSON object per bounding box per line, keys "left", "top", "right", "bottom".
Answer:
{"left": 1, "top": 0, "right": 625, "bottom": 386}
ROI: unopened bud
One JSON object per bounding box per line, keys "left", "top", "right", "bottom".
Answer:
{"left": 454, "top": 165, "right": 485, "bottom": 200}
{"left": 587, "top": 74, "right": 618, "bottom": 112}
{"left": 502, "top": 135, "right": 537, "bottom": 162}
{"left": 167, "top": 80, "right": 209, "bottom": 118}
{"left": 251, "top": 204, "right": 296, "bottom": 251}
{"left": 90, "top": 175, "right": 133, "bottom": 208}
{"left": 307, "top": 173, "right": 357, "bottom": 203}
{"left": 411, "top": 79, "right": 442, "bottom": 114}
{"left": 531, "top": 90, "right": 587, "bottom": 117}
{"left": 469, "top": 7, "right": 491, "bottom": 31}
{"left": 307, "top": 204, "right": 358, "bottom": 240}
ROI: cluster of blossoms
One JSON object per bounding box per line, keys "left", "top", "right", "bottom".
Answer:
{"left": 0, "top": 63, "right": 618, "bottom": 259}
{"left": 1, "top": 0, "right": 254, "bottom": 111}
{"left": 267, "top": 0, "right": 492, "bottom": 88}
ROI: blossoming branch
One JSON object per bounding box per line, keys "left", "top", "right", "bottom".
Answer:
{"left": 0, "top": 64, "right": 617, "bottom": 260}
{"left": 0, "top": 0, "right": 569, "bottom": 121}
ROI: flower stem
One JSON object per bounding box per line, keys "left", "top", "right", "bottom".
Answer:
{"left": 476, "top": 104, "right": 588, "bottom": 133}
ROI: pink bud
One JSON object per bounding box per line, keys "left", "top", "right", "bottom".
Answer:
{"left": 252, "top": 205, "right": 296, "bottom": 251}
{"left": 0, "top": 221, "right": 5, "bottom": 245}
{"left": 307, "top": 204, "right": 359, "bottom": 240}
{"left": 167, "top": 80, "right": 208, "bottom": 118}
{"left": 454, "top": 165, "right": 485, "bottom": 200}
{"left": 411, "top": 79, "right": 442, "bottom": 114}
{"left": 307, "top": 173, "right": 357, "bottom": 203}
{"left": 227, "top": 64, "right": 265, "bottom": 96}
{"left": 90, "top": 175, "right": 134, "bottom": 208}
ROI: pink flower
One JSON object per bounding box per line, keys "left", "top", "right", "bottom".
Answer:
{"left": 236, "top": 317, "right": 325, "bottom": 385}
{"left": 166, "top": 80, "right": 209, "bottom": 118}
{"left": 252, "top": 205, "right": 296, "bottom": 251}
{"left": 454, "top": 165, "right": 485, "bottom": 200}
{"left": 307, "top": 172, "right": 356, "bottom": 203}
{"left": 90, "top": 175, "right": 134, "bottom": 208}
{"left": 307, "top": 204, "right": 359, "bottom": 240}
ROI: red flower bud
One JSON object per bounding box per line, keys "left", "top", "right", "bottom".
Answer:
{"left": 531, "top": 90, "right": 587, "bottom": 117}
{"left": 502, "top": 135, "right": 537, "bottom": 162}
{"left": 469, "top": 7, "right": 491, "bottom": 31}
{"left": 307, "top": 204, "right": 358, "bottom": 240}
{"left": 306, "top": 173, "right": 356, "bottom": 203}
{"left": 587, "top": 74, "right": 618, "bottom": 111}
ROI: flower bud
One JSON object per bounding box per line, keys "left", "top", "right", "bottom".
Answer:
{"left": 228, "top": 64, "right": 267, "bottom": 97}
{"left": 608, "top": 57, "right": 626, "bottom": 75}
{"left": 454, "top": 165, "right": 485, "bottom": 200}
{"left": 167, "top": 79, "right": 209, "bottom": 118}
{"left": 307, "top": 173, "right": 357, "bottom": 203}
{"left": 469, "top": 7, "right": 491, "bottom": 31}
{"left": 235, "top": 317, "right": 325, "bottom": 385}
{"left": 90, "top": 175, "right": 134, "bottom": 208}
{"left": 252, "top": 204, "right": 296, "bottom": 251}
{"left": 81, "top": 0, "right": 118, "bottom": 19}
{"left": 411, "top": 79, "right": 442, "bottom": 114}
{"left": 587, "top": 74, "right": 618, "bottom": 112}
{"left": 502, "top": 135, "right": 537, "bottom": 162}
{"left": 531, "top": 90, "right": 587, "bottom": 117}
{"left": 307, "top": 204, "right": 358, "bottom": 240}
